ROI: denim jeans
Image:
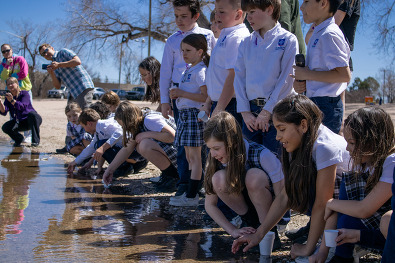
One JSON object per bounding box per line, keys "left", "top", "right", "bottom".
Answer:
{"left": 381, "top": 167, "right": 395, "bottom": 263}
{"left": 211, "top": 98, "right": 243, "bottom": 127}
{"left": 310, "top": 96, "right": 343, "bottom": 134}
{"left": 241, "top": 102, "right": 281, "bottom": 156}
{"left": 335, "top": 179, "right": 386, "bottom": 258}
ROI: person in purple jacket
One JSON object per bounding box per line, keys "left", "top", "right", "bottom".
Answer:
{"left": 0, "top": 77, "right": 42, "bottom": 147}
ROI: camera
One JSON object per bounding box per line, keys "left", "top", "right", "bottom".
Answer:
{"left": 42, "top": 64, "right": 50, "bottom": 70}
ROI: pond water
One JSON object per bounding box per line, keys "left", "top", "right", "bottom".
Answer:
{"left": 0, "top": 143, "right": 269, "bottom": 262}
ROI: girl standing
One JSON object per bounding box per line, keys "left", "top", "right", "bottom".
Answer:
{"left": 311, "top": 107, "right": 394, "bottom": 263}
{"left": 168, "top": 34, "right": 209, "bottom": 207}
{"left": 232, "top": 94, "right": 350, "bottom": 259}
{"left": 138, "top": 56, "right": 161, "bottom": 112}
{"left": 204, "top": 111, "right": 284, "bottom": 248}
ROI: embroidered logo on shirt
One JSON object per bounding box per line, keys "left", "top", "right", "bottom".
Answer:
{"left": 275, "top": 38, "right": 286, "bottom": 50}
{"left": 218, "top": 35, "right": 227, "bottom": 47}
{"left": 312, "top": 39, "right": 319, "bottom": 47}
{"left": 181, "top": 73, "right": 192, "bottom": 83}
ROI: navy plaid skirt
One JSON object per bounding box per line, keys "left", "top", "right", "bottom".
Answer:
{"left": 174, "top": 108, "right": 204, "bottom": 147}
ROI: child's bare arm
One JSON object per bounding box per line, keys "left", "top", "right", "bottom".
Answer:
{"left": 169, "top": 85, "right": 208, "bottom": 102}
{"left": 292, "top": 65, "right": 351, "bottom": 84}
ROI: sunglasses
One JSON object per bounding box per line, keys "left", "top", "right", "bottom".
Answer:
{"left": 1, "top": 49, "right": 11, "bottom": 54}
{"left": 40, "top": 48, "right": 49, "bottom": 57}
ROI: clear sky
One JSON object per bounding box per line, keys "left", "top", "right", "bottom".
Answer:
{"left": 0, "top": 0, "right": 393, "bottom": 86}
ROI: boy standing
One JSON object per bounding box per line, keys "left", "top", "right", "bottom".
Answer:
{"left": 235, "top": 0, "right": 298, "bottom": 154}
{"left": 202, "top": 0, "right": 250, "bottom": 126}
{"left": 160, "top": 0, "right": 216, "bottom": 195}
{"left": 67, "top": 109, "right": 134, "bottom": 177}
{"left": 293, "top": 0, "right": 351, "bottom": 134}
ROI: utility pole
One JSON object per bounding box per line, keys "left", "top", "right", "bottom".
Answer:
{"left": 148, "top": 0, "right": 152, "bottom": 56}
{"left": 119, "top": 35, "right": 127, "bottom": 89}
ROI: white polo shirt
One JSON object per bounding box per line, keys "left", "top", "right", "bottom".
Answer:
{"left": 313, "top": 125, "right": 350, "bottom": 175}
{"left": 176, "top": 61, "right": 207, "bottom": 110}
{"left": 306, "top": 17, "right": 350, "bottom": 98}
{"left": 206, "top": 23, "right": 250, "bottom": 102}
{"left": 159, "top": 25, "right": 216, "bottom": 104}
{"left": 75, "top": 119, "right": 123, "bottom": 165}
{"left": 234, "top": 23, "right": 298, "bottom": 113}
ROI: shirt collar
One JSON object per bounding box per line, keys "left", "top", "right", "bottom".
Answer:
{"left": 176, "top": 24, "right": 198, "bottom": 36}
{"left": 218, "top": 23, "right": 247, "bottom": 39}
{"left": 53, "top": 50, "right": 59, "bottom": 60}
{"left": 253, "top": 22, "right": 281, "bottom": 45}
{"left": 314, "top": 17, "right": 334, "bottom": 34}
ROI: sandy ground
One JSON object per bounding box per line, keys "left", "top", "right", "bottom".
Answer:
{"left": 1, "top": 98, "right": 392, "bottom": 261}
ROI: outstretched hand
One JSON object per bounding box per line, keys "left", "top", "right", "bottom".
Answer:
{"left": 231, "top": 232, "right": 261, "bottom": 254}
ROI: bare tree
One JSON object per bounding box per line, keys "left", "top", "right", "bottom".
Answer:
{"left": 379, "top": 68, "right": 395, "bottom": 103}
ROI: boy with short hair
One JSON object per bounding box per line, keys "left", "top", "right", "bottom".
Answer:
{"left": 67, "top": 109, "right": 133, "bottom": 176}
{"left": 101, "top": 91, "right": 120, "bottom": 118}
{"left": 210, "top": 10, "right": 221, "bottom": 39}
{"left": 159, "top": 0, "right": 216, "bottom": 195}
{"left": 234, "top": 0, "right": 298, "bottom": 154}
{"left": 202, "top": 0, "right": 250, "bottom": 125}
{"left": 293, "top": 0, "right": 351, "bottom": 134}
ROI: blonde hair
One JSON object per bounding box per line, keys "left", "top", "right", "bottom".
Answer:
{"left": 114, "top": 101, "right": 144, "bottom": 147}
{"left": 6, "top": 77, "right": 18, "bottom": 85}
{"left": 203, "top": 111, "right": 246, "bottom": 195}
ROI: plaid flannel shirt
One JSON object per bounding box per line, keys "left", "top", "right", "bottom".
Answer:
{"left": 66, "top": 122, "right": 92, "bottom": 151}
{"left": 53, "top": 49, "right": 94, "bottom": 99}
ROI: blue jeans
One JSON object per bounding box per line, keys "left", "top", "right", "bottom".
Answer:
{"left": 211, "top": 98, "right": 243, "bottom": 127}
{"left": 336, "top": 179, "right": 386, "bottom": 258}
{"left": 241, "top": 102, "right": 281, "bottom": 156}
{"left": 381, "top": 167, "right": 395, "bottom": 263}
{"left": 310, "top": 96, "right": 343, "bottom": 134}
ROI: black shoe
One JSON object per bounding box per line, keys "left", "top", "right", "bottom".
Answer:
{"left": 175, "top": 183, "right": 188, "bottom": 197}
{"left": 31, "top": 143, "right": 39, "bottom": 147}
{"left": 327, "top": 255, "right": 354, "bottom": 263}
{"left": 285, "top": 221, "right": 310, "bottom": 241}
{"left": 113, "top": 164, "right": 134, "bottom": 178}
{"left": 293, "top": 234, "right": 308, "bottom": 244}
{"left": 133, "top": 159, "right": 148, "bottom": 174}
{"left": 13, "top": 142, "right": 22, "bottom": 147}
{"left": 156, "top": 177, "right": 178, "bottom": 193}
{"left": 56, "top": 146, "right": 68, "bottom": 154}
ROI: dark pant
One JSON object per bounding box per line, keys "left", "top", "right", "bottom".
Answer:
{"left": 68, "top": 88, "right": 94, "bottom": 110}
{"left": 96, "top": 139, "right": 142, "bottom": 165}
{"left": 2, "top": 111, "right": 42, "bottom": 144}
{"left": 336, "top": 180, "right": 386, "bottom": 258}
{"left": 211, "top": 98, "right": 243, "bottom": 127}
{"left": 242, "top": 102, "right": 281, "bottom": 156}
{"left": 310, "top": 96, "right": 343, "bottom": 134}
{"left": 381, "top": 167, "right": 395, "bottom": 263}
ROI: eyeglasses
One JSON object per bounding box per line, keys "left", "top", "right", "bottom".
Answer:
{"left": 40, "top": 48, "right": 49, "bottom": 57}
{"left": 1, "top": 49, "right": 11, "bottom": 54}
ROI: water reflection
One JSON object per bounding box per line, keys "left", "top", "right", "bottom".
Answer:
{"left": 0, "top": 148, "right": 40, "bottom": 239}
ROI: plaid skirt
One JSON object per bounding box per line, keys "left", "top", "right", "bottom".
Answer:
{"left": 155, "top": 140, "right": 178, "bottom": 168}
{"left": 174, "top": 108, "right": 204, "bottom": 147}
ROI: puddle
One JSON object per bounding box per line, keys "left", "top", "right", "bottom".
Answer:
{"left": 0, "top": 142, "right": 268, "bottom": 262}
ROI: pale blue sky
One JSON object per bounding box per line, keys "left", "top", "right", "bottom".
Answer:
{"left": 0, "top": 0, "right": 393, "bottom": 86}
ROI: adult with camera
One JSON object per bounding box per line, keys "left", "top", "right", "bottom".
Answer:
{"left": 0, "top": 77, "right": 42, "bottom": 147}
{"left": 39, "top": 43, "right": 94, "bottom": 109}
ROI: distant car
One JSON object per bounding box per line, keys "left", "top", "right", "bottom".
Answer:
{"left": 92, "top": 87, "right": 105, "bottom": 100}
{"left": 111, "top": 89, "right": 127, "bottom": 100}
{"left": 47, "top": 86, "right": 69, "bottom": 99}
{"left": 126, "top": 86, "right": 145, "bottom": 100}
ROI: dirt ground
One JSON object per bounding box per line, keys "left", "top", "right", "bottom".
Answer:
{"left": 1, "top": 98, "right": 393, "bottom": 261}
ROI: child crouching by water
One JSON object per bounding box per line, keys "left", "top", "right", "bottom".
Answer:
{"left": 204, "top": 111, "right": 284, "bottom": 250}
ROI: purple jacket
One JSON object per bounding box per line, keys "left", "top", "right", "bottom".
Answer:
{"left": 1, "top": 90, "right": 36, "bottom": 121}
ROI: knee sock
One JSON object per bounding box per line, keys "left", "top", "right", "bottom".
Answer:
{"left": 240, "top": 208, "right": 260, "bottom": 229}
{"left": 161, "top": 164, "right": 178, "bottom": 178}
{"left": 186, "top": 179, "right": 200, "bottom": 198}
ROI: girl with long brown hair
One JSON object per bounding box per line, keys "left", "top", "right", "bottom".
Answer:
{"left": 203, "top": 111, "right": 284, "bottom": 247}
{"left": 232, "top": 94, "right": 350, "bottom": 259}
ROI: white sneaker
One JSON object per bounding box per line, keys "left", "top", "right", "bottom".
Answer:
{"left": 23, "top": 135, "right": 32, "bottom": 143}
{"left": 170, "top": 192, "right": 185, "bottom": 202}
{"left": 169, "top": 193, "right": 199, "bottom": 207}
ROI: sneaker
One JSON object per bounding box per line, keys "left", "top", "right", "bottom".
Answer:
{"left": 150, "top": 176, "right": 161, "bottom": 183}
{"left": 156, "top": 177, "right": 178, "bottom": 193}
{"left": 23, "top": 135, "right": 32, "bottom": 143}
{"left": 169, "top": 193, "right": 199, "bottom": 207}
{"left": 174, "top": 183, "right": 188, "bottom": 197}
{"left": 327, "top": 255, "right": 354, "bottom": 263}
{"left": 277, "top": 218, "right": 290, "bottom": 235}
{"left": 31, "top": 143, "right": 39, "bottom": 147}
{"left": 12, "top": 142, "right": 22, "bottom": 147}
{"left": 113, "top": 164, "right": 134, "bottom": 178}
{"left": 285, "top": 221, "right": 310, "bottom": 241}
{"left": 56, "top": 146, "right": 68, "bottom": 154}
{"left": 293, "top": 234, "right": 308, "bottom": 244}
{"left": 170, "top": 192, "right": 185, "bottom": 202}
{"left": 133, "top": 159, "right": 148, "bottom": 174}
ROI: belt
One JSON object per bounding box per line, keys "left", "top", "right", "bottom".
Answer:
{"left": 250, "top": 98, "right": 266, "bottom": 107}
{"left": 172, "top": 82, "right": 179, "bottom": 88}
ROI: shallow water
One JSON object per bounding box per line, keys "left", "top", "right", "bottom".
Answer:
{"left": 0, "top": 143, "right": 267, "bottom": 262}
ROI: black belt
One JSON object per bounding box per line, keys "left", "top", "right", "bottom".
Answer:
{"left": 250, "top": 98, "right": 266, "bottom": 107}
{"left": 172, "top": 82, "right": 179, "bottom": 88}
